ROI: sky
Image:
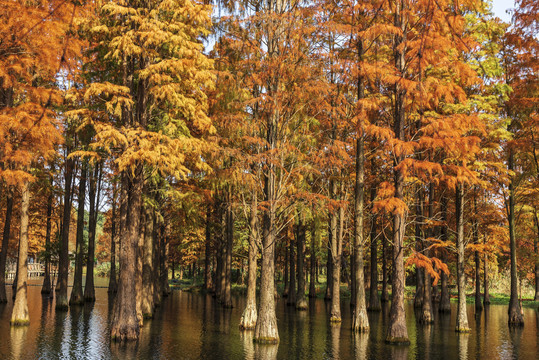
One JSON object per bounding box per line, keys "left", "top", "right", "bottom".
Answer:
{"left": 491, "top": 0, "right": 514, "bottom": 23}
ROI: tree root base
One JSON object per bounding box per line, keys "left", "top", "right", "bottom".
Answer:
{"left": 330, "top": 316, "right": 342, "bottom": 323}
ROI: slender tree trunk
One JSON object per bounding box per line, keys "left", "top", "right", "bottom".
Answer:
{"left": 11, "top": 181, "right": 30, "bottom": 325}
{"left": 439, "top": 195, "right": 451, "bottom": 313}
{"left": 41, "top": 186, "right": 53, "bottom": 294}
{"left": 160, "top": 223, "right": 170, "bottom": 296}
{"left": 57, "top": 157, "right": 74, "bottom": 310}
{"left": 141, "top": 205, "right": 154, "bottom": 318}
{"left": 84, "top": 164, "right": 100, "bottom": 302}
{"left": 329, "top": 180, "right": 342, "bottom": 322}
{"left": 352, "top": 129, "right": 369, "bottom": 332}
{"left": 473, "top": 193, "right": 482, "bottom": 313}
{"left": 240, "top": 195, "right": 258, "bottom": 329}
{"left": 0, "top": 187, "right": 14, "bottom": 303}
{"left": 325, "top": 236, "right": 333, "bottom": 300}
{"left": 223, "top": 193, "right": 233, "bottom": 308}
{"left": 534, "top": 210, "right": 539, "bottom": 301}
{"left": 507, "top": 150, "right": 524, "bottom": 325}
{"left": 108, "top": 183, "right": 118, "bottom": 294}
{"left": 70, "top": 161, "right": 87, "bottom": 306}
{"left": 419, "top": 185, "right": 434, "bottom": 324}
{"left": 368, "top": 187, "right": 380, "bottom": 311}
{"left": 483, "top": 232, "right": 490, "bottom": 305}
{"left": 111, "top": 168, "right": 143, "bottom": 341}
{"left": 287, "top": 227, "right": 296, "bottom": 306}
{"left": 455, "top": 185, "right": 470, "bottom": 332}
{"left": 204, "top": 205, "right": 213, "bottom": 291}
{"left": 283, "top": 239, "right": 289, "bottom": 298}
{"left": 309, "top": 218, "right": 317, "bottom": 298}
{"left": 296, "top": 215, "right": 307, "bottom": 310}
{"left": 153, "top": 216, "right": 162, "bottom": 306}
{"left": 381, "top": 229, "right": 389, "bottom": 302}
{"left": 414, "top": 189, "right": 424, "bottom": 309}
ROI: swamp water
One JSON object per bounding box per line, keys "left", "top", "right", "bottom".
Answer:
{"left": 0, "top": 279, "right": 538, "bottom": 359}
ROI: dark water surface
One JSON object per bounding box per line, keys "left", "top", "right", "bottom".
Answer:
{"left": 0, "top": 279, "right": 538, "bottom": 359}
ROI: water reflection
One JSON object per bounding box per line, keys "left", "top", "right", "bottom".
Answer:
{"left": 0, "top": 280, "right": 539, "bottom": 359}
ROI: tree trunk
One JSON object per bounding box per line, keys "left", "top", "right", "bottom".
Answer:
{"left": 204, "top": 205, "right": 213, "bottom": 291}
{"left": 352, "top": 129, "right": 369, "bottom": 332}
{"left": 108, "top": 183, "right": 118, "bottom": 294}
{"left": 11, "top": 181, "right": 30, "bottom": 325}
{"left": 309, "top": 217, "right": 317, "bottom": 298}
{"left": 110, "top": 169, "right": 142, "bottom": 341}
{"left": 57, "top": 157, "right": 74, "bottom": 310}
{"left": 141, "top": 205, "right": 154, "bottom": 318}
{"left": 0, "top": 187, "right": 14, "bottom": 303}
{"left": 160, "top": 223, "right": 170, "bottom": 296}
{"left": 41, "top": 185, "right": 53, "bottom": 295}
{"left": 84, "top": 164, "right": 100, "bottom": 302}
{"left": 223, "top": 193, "right": 233, "bottom": 308}
{"left": 473, "top": 193, "right": 482, "bottom": 313}
{"left": 455, "top": 185, "right": 470, "bottom": 332}
{"left": 534, "top": 210, "right": 539, "bottom": 301}
{"left": 381, "top": 229, "right": 389, "bottom": 302}
{"left": 287, "top": 227, "right": 296, "bottom": 306}
{"left": 283, "top": 239, "right": 289, "bottom": 298}
{"left": 439, "top": 195, "right": 451, "bottom": 313}
{"left": 325, "top": 237, "right": 333, "bottom": 300}
{"left": 153, "top": 216, "right": 162, "bottom": 306}
{"left": 419, "top": 185, "right": 435, "bottom": 324}
{"left": 368, "top": 186, "right": 380, "bottom": 311}
{"left": 240, "top": 195, "right": 258, "bottom": 329}
{"left": 296, "top": 215, "right": 307, "bottom": 310}
{"left": 329, "top": 180, "right": 342, "bottom": 322}
{"left": 70, "top": 161, "right": 87, "bottom": 306}
{"left": 483, "top": 232, "right": 490, "bottom": 305}
{"left": 507, "top": 150, "right": 524, "bottom": 326}
{"left": 413, "top": 189, "right": 424, "bottom": 309}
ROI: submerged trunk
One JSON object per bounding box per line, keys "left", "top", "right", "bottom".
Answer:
{"left": 11, "top": 182, "right": 30, "bottom": 325}
{"left": 240, "top": 195, "right": 258, "bottom": 329}
{"left": 0, "top": 187, "right": 14, "bottom": 303}
{"left": 507, "top": 150, "right": 524, "bottom": 326}
{"left": 111, "top": 169, "right": 143, "bottom": 341}
{"left": 352, "top": 131, "right": 369, "bottom": 332}
{"left": 84, "top": 164, "right": 100, "bottom": 302}
{"left": 41, "top": 187, "right": 53, "bottom": 294}
{"left": 70, "top": 161, "right": 87, "bottom": 306}
{"left": 57, "top": 158, "right": 74, "bottom": 310}
{"left": 296, "top": 215, "right": 307, "bottom": 310}
{"left": 455, "top": 185, "right": 470, "bottom": 332}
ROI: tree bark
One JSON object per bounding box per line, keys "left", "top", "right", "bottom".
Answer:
{"left": 473, "top": 192, "right": 482, "bottom": 313}
{"left": 223, "top": 192, "right": 234, "bottom": 308}
{"left": 11, "top": 181, "right": 30, "bottom": 325}
{"left": 84, "top": 164, "right": 100, "bottom": 302}
{"left": 534, "top": 210, "right": 539, "bottom": 301}
{"left": 240, "top": 195, "right": 258, "bottom": 329}
{"left": 283, "top": 239, "right": 289, "bottom": 298}
{"left": 368, "top": 187, "right": 380, "bottom": 311}
{"left": 110, "top": 168, "right": 143, "bottom": 341}
{"left": 381, "top": 229, "right": 389, "bottom": 302}
{"left": 455, "top": 185, "right": 470, "bottom": 332}
{"left": 329, "top": 180, "right": 342, "bottom": 322}
{"left": 0, "top": 187, "right": 14, "bottom": 303}
{"left": 56, "top": 157, "right": 74, "bottom": 310}
{"left": 507, "top": 149, "right": 524, "bottom": 326}
{"left": 419, "top": 185, "right": 434, "bottom": 324}
{"left": 414, "top": 190, "right": 424, "bottom": 309}
{"left": 141, "top": 205, "right": 154, "bottom": 318}
{"left": 352, "top": 129, "right": 369, "bottom": 332}
{"left": 70, "top": 161, "right": 87, "bottom": 306}
{"left": 309, "top": 217, "right": 317, "bottom": 298}
{"left": 287, "top": 228, "right": 296, "bottom": 306}
{"left": 204, "top": 205, "right": 213, "bottom": 292}
{"left": 483, "top": 232, "right": 490, "bottom": 305}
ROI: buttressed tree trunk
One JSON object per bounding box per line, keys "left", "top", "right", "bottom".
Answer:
{"left": 41, "top": 185, "right": 53, "bottom": 294}
{"left": 455, "top": 185, "right": 470, "bottom": 332}
{"left": 296, "top": 214, "right": 307, "bottom": 310}
{"left": 57, "top": 157, "right": 74, "bottom": 310}
{"left": 111, "top": 168, "right": 143, "bottom": 341}
{"left": 70, "top": 161, "right": 87, "bottom": 306}
{"left": 507, "top": 150, "right": 524, "bottom": 326}
{"left": 11, "top": 181, "right": 30, "bottom": 325}
{"left": 352, "top": 128, "right": 369, "bottom": 332}
{"left": 240, "top": 195, "right": 258, "bottom": 329}
{"left": 0, "top": 186, "right": 14, "bottom": 303}
{"left": 85, "top": 163, "right": 101, "bottom": 302}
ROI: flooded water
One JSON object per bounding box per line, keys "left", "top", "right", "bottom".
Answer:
{"left": 0, "top": 279, "right": 538, "bottom": 359}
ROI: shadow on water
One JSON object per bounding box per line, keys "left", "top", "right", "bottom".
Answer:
{"left": 1, "top": 279, "right": 539, "bottom": 359}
